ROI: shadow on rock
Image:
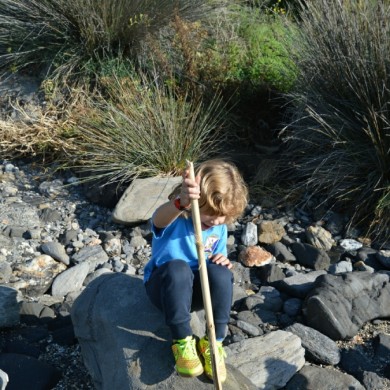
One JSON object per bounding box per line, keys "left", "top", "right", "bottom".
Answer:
{"left": 71, "top": 273, "right": 173, "bottom": 389}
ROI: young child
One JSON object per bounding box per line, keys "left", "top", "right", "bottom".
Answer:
{"left": 143, "top": 159, "right": 248, "bottom": 382}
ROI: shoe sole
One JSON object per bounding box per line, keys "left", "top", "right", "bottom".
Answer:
{"left": 176, "top": 366, "right": 204, "bottom": 378}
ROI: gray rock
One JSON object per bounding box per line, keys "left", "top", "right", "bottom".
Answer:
{"left": 83, "top": 268, "right": 113, "bottom": 286}
{"left": 285, "top": 323, "right": 340, "bottom": 365}
{"left": 59, "top": 229, "right": 78, "bottom": 245}
{"left": 4, "top": 163, "right": 15, "bottom": 172}
{"left": 111, "top": 258, "right": 124, "bottom": 272}
{"left": 236, "top": 310, "right": 263, "bottom": 327}
{"left": 38, "top": 208, "right": 62, "bottom": 223}
{"left": 4, "top": 225, "right": 28, "bottom": 238}
{"left": 357, "top": 247, "right": 381, "bottom": 271}
{"left": 124, "top": 265, "right": 137, "bottom": 276}
{"left": 112, "top": 176, "right": 181, "bottom": 225}
{"left": 129, "top": 235, "right": 147, "bottom": 248}
{"left": 327, "top": 246, "right": 345, "bottom": 264}
{"left": 339, "top": 238, "right": 363, "bottom": 251}
{"left": 250, "top": 205, "right": 262, "bottom": 216}
{"left": 241, "top": 222, "right": 258, "bottom": 246}
{"left": 285, "top": 365, "right": 365, "bottom": 390}
{"left": 71, "top": 273, "right": 255, "bottom": 390}
{"left": 253, "top": 286, "right": 283, "bottom": 312}
{"left": 258, "top": 263, "right": 286, "bottom": 284}
{"left": 51, "top": 262, "right": 90, "bottom": 297}
{"left": 305, "top": 272, "right": 390, "bottom": 340}
{"left": 228, "top": 324, "right": 247, "bottom": 343}
{"left": 0, "top": 236, "right": 12, "bottom": 256}
{"left": 306, "top": 225, "right": 335, "bottom": 251}
{"left": 226, "top": 330, "right": 305, "bottom": 389}
{"left": 236, "top": 320, "right": 261, "bottom": 336}
{"left": 38, "top": 179, "right": 67, "bottom": 198}
{"left": 291, "top": 242, "right": 330, "bottom": 271}
{"left": 353, "top": 260, "right": 375, "bottom": 273}
{"left": 0, "top": 203, "right": 41, "bottom": 232}
{"left": 41, "top": 241, "right": 70, "bottom": 265}
{"left": 0, "top": 285, "right": 21, "bottom": 327}
{"left": 1, "top": 183, "right": 18, "bottom": 196}
{"left": 339, "top": 348, "right": 377, "bottom": 381}
{"left": 103, "top": 237, "right": 121, "bottom": 257}
{"left": 0, "top": 261, "right": 12, "bottom": 283}
{"left": 377, "top": 250, "right": 390, "bottom": 269}
{"left": 283, "top": 298, "right": 303, "bottom": 317}
{"left": 0, "top": 369, "right": 8, "bottom": 390}
{"left": 328, "top": 260, "right": 353, "bottom": 274}
{"left": 232, "top": 283, "right": 248, "bottom": 308}
{"left": 27, "top": 228, "right": 41, "bottom": 240}
{"left": 265, "top": 241, "right": 296, "bottom": 262}
{"left": 362, "top": 370, "right": 388, "bottom": 390}
{"left": 374, "top": 332, "right": 390, "bottom": 361}
{"left": 71, "top": 245, "right": 109, "bottom": 272}
{"left": 231, "top": 261, "right": 251, "bottom": 287}
{"left": 276, "top": 270, "right": 327, "bottom": 299}
{"left": 253, "top": 308, "right": 278, "bottom": 325}
{"left": 13, "top": 254, "right": 67, "bottom": 296}
{"left": 20, "top": 301, "right": 56, "bottom": 322}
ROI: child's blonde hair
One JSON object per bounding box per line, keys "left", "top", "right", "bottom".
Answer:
{"left": 170, "top": 159, "right": 248, "bottom": 224}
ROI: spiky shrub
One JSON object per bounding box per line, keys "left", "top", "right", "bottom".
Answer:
{"left": 281, "top": 0, "right": 390, "bottom": 244}
{"left": 0, "top": 0, "right": 216, "bottom": 84}
{"left": 63, "top": 61, "right": 226, "bottom": 184}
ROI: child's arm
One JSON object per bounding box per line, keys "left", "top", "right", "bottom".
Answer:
{"left": 153, "top": 168, "right": 200, "bottom": 228}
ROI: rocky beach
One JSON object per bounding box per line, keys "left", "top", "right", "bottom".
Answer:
{"left": 0, "top": 158, "right": 389, "bottom": 390}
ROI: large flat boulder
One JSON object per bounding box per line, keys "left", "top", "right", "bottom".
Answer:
{"left": 112, "top": 176, "right": 181, "bottom": 225}
{"left": 226, "top": 330, "right": 305, "bottom": 389}
{"left": 286, "top": 365, "right": 364, "bottom": 390}
{"left": 71, "top": 273, "right": 257, "bottom": 390}
{"left": 304, "top": 271, "right": 390, "bottom": 340}
{"left": 0, "top": 285, "right": 21, "bottom": 328}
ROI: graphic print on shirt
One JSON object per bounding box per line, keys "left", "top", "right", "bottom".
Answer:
{"left": 204, "top": 234, "right": 220, "bottom": 257}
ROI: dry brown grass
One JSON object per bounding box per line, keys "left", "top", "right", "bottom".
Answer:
{"left": 0, "top": 97, "right": 81, "bottom": 162}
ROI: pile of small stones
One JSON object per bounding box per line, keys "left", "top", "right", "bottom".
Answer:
{"left": 0, "top": 158, "right": 389, "bottom": 389}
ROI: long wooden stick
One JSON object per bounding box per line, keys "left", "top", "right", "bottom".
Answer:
{"left": 187, "top": 161, "right": 222, "bottom": 390}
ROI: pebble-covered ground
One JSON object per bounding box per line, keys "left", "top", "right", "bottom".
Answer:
{"left": 1, "top": 158, "right": 390, "bottom": 389}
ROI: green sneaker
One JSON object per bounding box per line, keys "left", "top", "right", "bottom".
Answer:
{"left": 171, "top": 336, "right": 204, "bottom": 377}
{"left": 197, "top": 336, "right": 227, "bottom": 383}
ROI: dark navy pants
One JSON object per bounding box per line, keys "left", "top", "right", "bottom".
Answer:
{"left": 145, "top": 260, "right": 233, "bottom": 340}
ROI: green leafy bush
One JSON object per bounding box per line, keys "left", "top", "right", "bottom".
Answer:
{"left": 281, "top": 0, "right": 390, "bottom": 244}
{"left": 140, "top": 5, "right": 296, "bottom": 96}
{"left": 230, "top": 8, "right": 297, "bottom": 91}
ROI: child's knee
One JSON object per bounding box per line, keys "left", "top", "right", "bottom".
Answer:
{"left": 208, "top": 263, "right": 233, "bottom": 286}
{"left": 164, "top": 260, "right": 193, "bottom": 283}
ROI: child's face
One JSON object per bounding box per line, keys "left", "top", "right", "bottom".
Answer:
{"left": 200, "top": 213, "right": 226, "bottom": 230}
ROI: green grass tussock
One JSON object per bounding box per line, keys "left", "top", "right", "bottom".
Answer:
{"left": 62, "top": 61, "right": 227, "bottom": 184}
{"left": 281, "top": 0, "right": 390, "bottom": 244}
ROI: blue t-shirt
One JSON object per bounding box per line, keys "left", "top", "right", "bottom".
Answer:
{"left": 143, "top": 216, "right": 227, "bottom": 283}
